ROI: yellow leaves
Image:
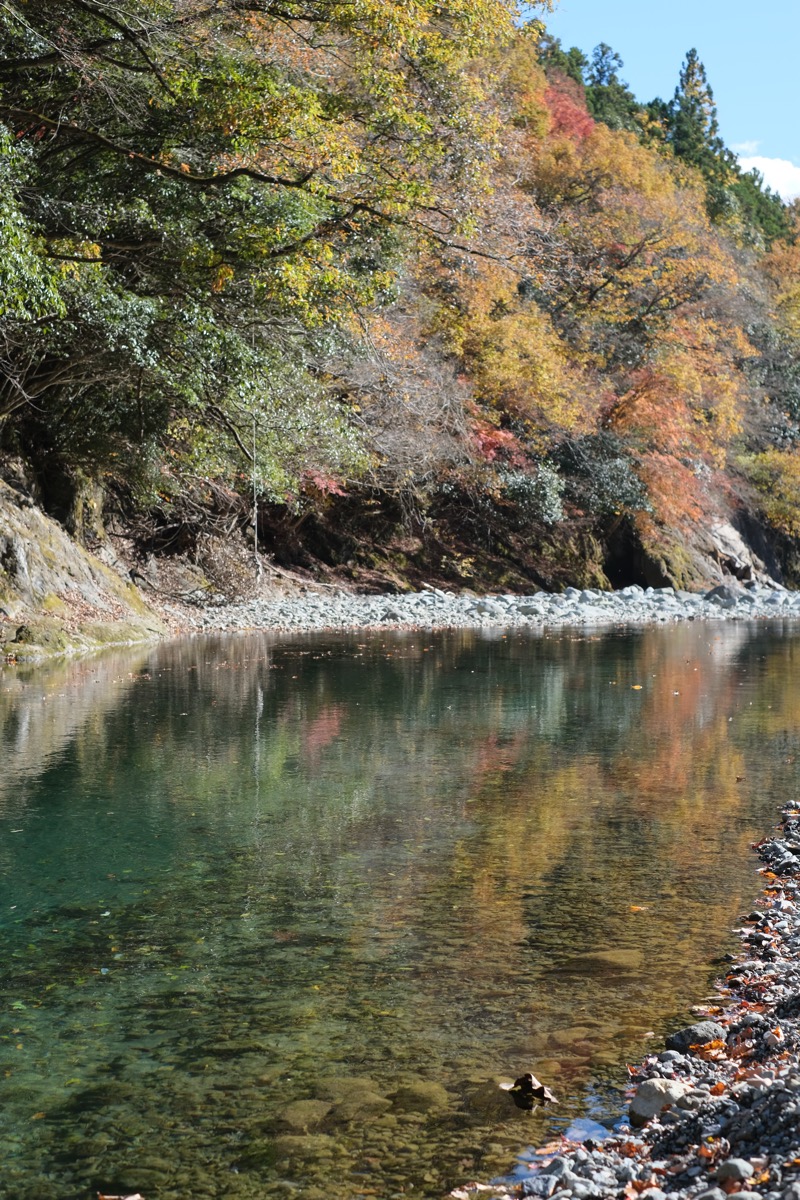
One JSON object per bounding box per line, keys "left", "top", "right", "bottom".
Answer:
{"left": 423, "top": 255, "right": 589, "bottom": 432}
{"left": 211, "top": 264, "right": 234, "bottom": 293}
{"left": 743, "top": 449, "right": 800, "bottom": 538}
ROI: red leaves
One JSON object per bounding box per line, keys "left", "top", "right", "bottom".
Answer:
{"left": 543, "top": 75, "right": 596, "bottom": 142}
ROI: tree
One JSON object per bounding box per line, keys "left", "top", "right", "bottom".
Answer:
{"left": 0, "top": 0, "right": 522, "bottom": 524}
{"left": 585, "top": 43, "right": 640, "bottom": 132}
{"left": 537, "top": 34, "right": 588, "bottom": 86}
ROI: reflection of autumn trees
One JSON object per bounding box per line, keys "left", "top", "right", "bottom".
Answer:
{"left": 4, "top": 626, "right": 798, "bottom": 1096}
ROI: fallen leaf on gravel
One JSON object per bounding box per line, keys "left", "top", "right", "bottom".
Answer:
{"left": 690, "top": 1039, "right": 727, "bottom": 1060}
{"left": 697, "top": 1138, "right": 728, "bottom": 1162}
{"left": 709, "top": 1082, "right": 726, "bottom": 1095}
{"left": 618, "top": 1142, "right": 648, "bottom": 1158}
{"left": 625, "top": 1179, "right": 657, "bottom": 1195}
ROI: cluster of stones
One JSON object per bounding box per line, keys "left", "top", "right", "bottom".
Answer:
{"left": 193, "top": 582, "right": 800, "bottom": 635}
{"left": 452, "top": 806, "right": 800, "bottom": 1200}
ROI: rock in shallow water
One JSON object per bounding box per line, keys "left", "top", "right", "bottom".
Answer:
{"left": 391, "top": 1080, "right": 451, "bottom": 1113}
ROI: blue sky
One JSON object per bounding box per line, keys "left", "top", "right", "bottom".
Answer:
{"left": 536, "top": 0, "right": 800, "bottom": 198}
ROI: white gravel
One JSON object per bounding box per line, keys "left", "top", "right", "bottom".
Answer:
{"left": 189, "top": 582, "right": 800, "bottom": 635}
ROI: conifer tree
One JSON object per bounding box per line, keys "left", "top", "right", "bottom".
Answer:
{"left": 667, "top": 49, "right": 733, "bottom": 207}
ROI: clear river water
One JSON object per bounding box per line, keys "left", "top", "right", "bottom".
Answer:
{"left": 1, "top": 621, "right": 799, "bottom": 1200}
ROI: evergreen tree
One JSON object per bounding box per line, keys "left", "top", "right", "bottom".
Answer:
{"left": 537, "top": 34, "right": 588, "bottom": 86}
{"left": 668, "top": 49, "right": 733, "bottom": 199}
{"left": 585, "top": 44, "right": 640, "bottom": 132}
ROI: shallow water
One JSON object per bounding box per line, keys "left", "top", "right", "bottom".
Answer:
{"left": 1, "top": 622, "right": 799, "bottom": 1199}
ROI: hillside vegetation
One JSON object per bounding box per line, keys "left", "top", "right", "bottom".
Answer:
{"left": 2, "top": 1, "right": 800, "bottom": 598}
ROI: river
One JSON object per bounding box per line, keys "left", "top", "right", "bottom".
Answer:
{"left": 1, "top": 621, "right": 798, "bottom": 1199}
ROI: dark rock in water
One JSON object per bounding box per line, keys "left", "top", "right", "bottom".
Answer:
{"left": 466, "top": 1078, "right": 527, "bottom": 1120}
{"left": 509, "top": 1073, "right": 558, "bottom": 1110}
{"left": 665, "top": 1020, "right": 726, "bottom": 1053}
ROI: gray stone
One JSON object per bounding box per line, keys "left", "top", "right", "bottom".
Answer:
{"left": 705, "top": 583, "right": 746, "bottom": 604}
{"left": 665, "top": 1020, "right": 726, "bottom": 1053}
{"left": 522, "top": 1176, "right": 560, "bottom": 1198}
{"left": 716, "top": 1159, "right": 755, "bottom": 1183}
{"left": 629, "top": 1078, "right": 689, "bottom": 1127}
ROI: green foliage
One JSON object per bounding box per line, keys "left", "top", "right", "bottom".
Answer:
{"left": 0, "top": 128, "right": 62, "bottom": 320}
{"left": 537, "top": 34, "right": 588, "bottom": 86}
{"left": 584, "top": 44, "right": 640, "bottom": 133}
{"left": 0, "top": 0, "right": 521, "bottom": 514}
{"left": 554, "top": 435, "right": 651, "bottom": 518}
{"left": 497, "top": 464, "right": 565, "bottom": 525}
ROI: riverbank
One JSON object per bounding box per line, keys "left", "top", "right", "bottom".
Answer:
{"left": 6, "top": 576, "right": 800, "bottom": 661}
{"left": 451, "top": 806, "right": 800, "bottom": 1200}
{"left": 185, "top": 579, "right": 800, "bottom": 637}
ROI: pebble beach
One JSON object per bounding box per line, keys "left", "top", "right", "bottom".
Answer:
{"left": 190, "top": 581, "right": 800, "bottom": 636}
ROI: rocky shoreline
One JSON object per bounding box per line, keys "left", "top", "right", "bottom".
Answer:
{"left": 186, "top": 580, "right": 800, "bottom": 636}
{"left": 451, "top": 806, "right": 800, "bottom": 1200}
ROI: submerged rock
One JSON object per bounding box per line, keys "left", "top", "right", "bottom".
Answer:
{"left": 563, "top": 948, "right": 644, "bottom": 973}
{"left": 391, "top": 1080, "right": 451, "bottom": 1113}
{"left": 466, "top": 1078, "right": 525, "bottom": 1120}
{"left": 276, "top": 1099, "right": 332, "bottom": 1132}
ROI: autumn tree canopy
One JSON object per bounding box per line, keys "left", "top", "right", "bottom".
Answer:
{"left": 2, "top": 4, "right": 800, "bottom": 590}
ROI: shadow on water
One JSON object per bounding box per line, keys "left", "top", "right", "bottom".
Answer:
{"left": 1, "top": 621, "right": 799, "bottom": 1198}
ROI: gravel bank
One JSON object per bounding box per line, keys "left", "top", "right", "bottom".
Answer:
{"left": 451, "top": 805, "right": 800, "bottom": 1200}
{"left": 190, "top": 581, "right": 800, "bottom": 635}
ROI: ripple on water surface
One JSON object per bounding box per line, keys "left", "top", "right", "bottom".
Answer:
{"left": 0, "top": 622, "right": 797, "bottom": 1199}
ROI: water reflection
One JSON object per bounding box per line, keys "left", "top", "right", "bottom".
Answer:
{"left": 0, "top": 622, "right": 797, "bottom": 1200}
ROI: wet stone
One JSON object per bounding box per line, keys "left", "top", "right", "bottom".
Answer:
{"left": 276, "top": 1099, "right": 332, "bottom": 1132}
{"left": 391, "top": 1080, "right": 451, "bottom": 1113}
